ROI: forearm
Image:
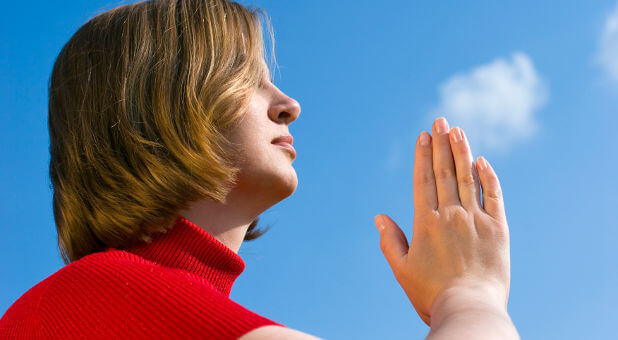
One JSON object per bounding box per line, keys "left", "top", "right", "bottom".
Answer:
{"left": 426, "top": 285, "right": 520, "bottom": 340}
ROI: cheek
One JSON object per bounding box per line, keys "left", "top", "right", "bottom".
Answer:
{"left": 230, "top": 99, "right": 272, "bottom": 166}
{"left": 237, "top": 125, "right": 273, "bottom": 166}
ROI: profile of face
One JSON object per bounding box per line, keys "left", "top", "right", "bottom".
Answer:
{"left": 225, "top": 63, "right": 301, "bottom": 205}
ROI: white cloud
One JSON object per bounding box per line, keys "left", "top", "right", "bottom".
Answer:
{"left": 596, "top": 3, "right": 618, "bottom": 82}
{"left": 433, "top": 52, "right": 548, "bottom": 154}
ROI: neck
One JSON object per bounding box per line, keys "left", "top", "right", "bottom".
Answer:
{"left": 178, "top": 186, "right": 269, "bottom": 254}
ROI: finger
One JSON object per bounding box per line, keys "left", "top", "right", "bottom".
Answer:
{"left": 419, "top": 312, "right": 431, "bottom": 327}
{"left": 449, "top": 127, "right": 482, "bottom": 210}
{"left": 432, "top": 117, "right": 460, "bottom": 207}
{"left": 476, "top": 156, "right": 507, "bottom": 222}
{"left": 413, "top": 131, "right": 437, "bottom": 212}
{"left": 375, "top": 214, "right": 409, "bottom": 271}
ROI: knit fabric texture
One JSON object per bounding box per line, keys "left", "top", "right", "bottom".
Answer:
{"left": 0, "top": 216, "right": 284, "bottom": 339}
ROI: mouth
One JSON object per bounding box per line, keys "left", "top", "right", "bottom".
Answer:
{"left": 272, "top": 142, "right": 296, "bottom": 159}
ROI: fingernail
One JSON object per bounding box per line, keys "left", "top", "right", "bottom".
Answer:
{"left": 478, "top": 157, "right": 488, "bottom": 170}
{"left": 435, "top": 117, "right": 449, "bottom": 134}
{"left": 375, "top": 215, "right": 385, "bottom": 232}
{"left": 451, "top": 127, "right": 463, "bottom": 143}
{"left": 419, "top": 132, "right": 430, "bottom": 146}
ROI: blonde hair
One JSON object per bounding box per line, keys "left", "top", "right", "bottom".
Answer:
{"left": 48, "top": 0, "right": 275, "bottom": 264}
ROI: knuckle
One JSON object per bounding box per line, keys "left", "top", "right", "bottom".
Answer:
{"left": 415, "top": 171, "right": 435, "bottom": 186}
{"left": 450, "top": 206, "right": 469, "bottom": 220}
{"left": 484, "top": 188, "right": 503, "bottom": 200}
{"left": 427, "top": 209, "right": 440, "bottom": 223}
{"left": 439, "top": 205, "right": 469, "bottom": 221}
{"left": 459, "top": 173, "right": 476, "bottom": 186}
{"left": 483, "top": 169, "right": 500, "bottom": 181}
{"left": 435, "top": 166, "right": 455, "bottom": 180}
{"left": 467, "top": 204, "right": 484, "bottom": 215}
{"left": 415, "top": 211, "right": 439, "bottom": 231}
{"left": 476, "top": 219, "right": 509, "bottom": 239}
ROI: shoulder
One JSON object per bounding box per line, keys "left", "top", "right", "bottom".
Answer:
{"left": 0, "top": 266, "right": 61, "bottom": 338}
{"left": 2, "top": 250, "right": 283, "bottom": 339}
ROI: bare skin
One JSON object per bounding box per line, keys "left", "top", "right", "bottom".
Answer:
{"left": 179, "top": 65, "right": 301, "bottom": 254}
{"left": 175, "top": 56, "right": 517, "bottom": 337}
{"left": 374, "top": 117, "right": 519, "bottom": 338}
{"left": 241, "top": 117, "right": 519, "bottom": 339}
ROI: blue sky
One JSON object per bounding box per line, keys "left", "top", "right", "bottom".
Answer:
{"left": 1, "top": 1, "right": 617, "bottom": 339}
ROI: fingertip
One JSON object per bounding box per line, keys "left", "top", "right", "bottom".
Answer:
{"left": 374, "top": 214, "right": 385, "bottom": 227}
{"left": 476, "top": 156, "right": 489, "bottom": 171}
{"left": 419, "top": 131, "right": 431, "bottom": 146}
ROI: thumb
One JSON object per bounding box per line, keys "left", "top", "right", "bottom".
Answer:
{"left": 374, "top": 214, "right": 409, "bottom": 269}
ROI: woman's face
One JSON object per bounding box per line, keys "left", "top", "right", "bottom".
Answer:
{"left": 226, "top": 64, "right": 301, "bottom": 203}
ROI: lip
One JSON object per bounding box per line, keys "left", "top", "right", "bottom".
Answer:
{"left": 271, "top": 135, "right": 294, "bottom": 146}
{"left": 273, "top": 142, "right": 296, "bottom": 158}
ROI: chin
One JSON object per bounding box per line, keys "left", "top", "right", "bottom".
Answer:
{"left": 277, "top": 169, "right": 298, "bottom": 199}
{"left": 238, "top": 165, "right": 298, "bottom": 201}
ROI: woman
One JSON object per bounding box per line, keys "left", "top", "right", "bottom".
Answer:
{"left": 0, "top": 0, "right": 519, "bottom": 338}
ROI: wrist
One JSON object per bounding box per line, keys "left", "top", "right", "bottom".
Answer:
{"left": 430, "top": 282, "right": 509, "bottom": 328}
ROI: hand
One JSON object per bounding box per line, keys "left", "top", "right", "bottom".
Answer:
{"left": 374, "top": 117, "right": 511, "bottom": 326}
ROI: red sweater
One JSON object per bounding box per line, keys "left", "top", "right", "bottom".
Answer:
{"left": 0, "top": 216, "right": 285, "bottom": 339}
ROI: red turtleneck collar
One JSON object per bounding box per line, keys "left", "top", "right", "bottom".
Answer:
{"left": 0, "top": 215, "right": 286, "bottom": 338}
{"left": 123, "top": 215, "right": 245, "bottom": 297}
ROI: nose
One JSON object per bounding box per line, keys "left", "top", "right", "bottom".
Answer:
{"left": 268, "top": 88, "right": 301, "bottom": 125}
